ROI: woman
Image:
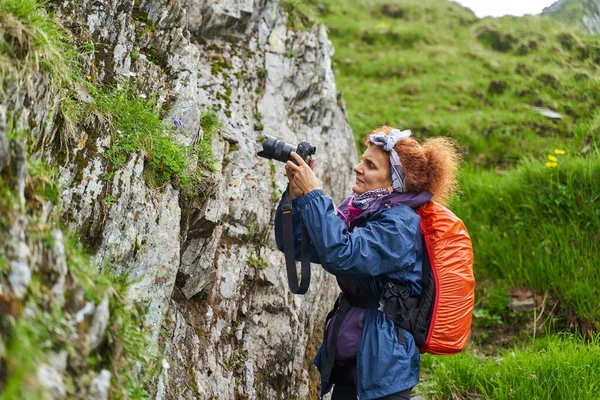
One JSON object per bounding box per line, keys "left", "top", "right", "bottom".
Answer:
{"left": 274, "top": 125, "right": 460, "bottom": 399}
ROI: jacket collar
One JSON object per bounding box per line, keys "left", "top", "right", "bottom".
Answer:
{"left": 337, "top": 191, "right": 433, "bottom": 229}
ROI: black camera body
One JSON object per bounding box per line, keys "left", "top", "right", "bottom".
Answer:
{"left": 257, "top": 135, "right": 316, "bottom": 165}
{"left": 257, "top": 135, "right": 316, "bottom": 295}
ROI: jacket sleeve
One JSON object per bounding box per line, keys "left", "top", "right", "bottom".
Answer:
{"left": 274, "top": 190, "right": 322, "bottom": 264}
{"left": 296, "top": 190, "right": 419, "bottom": 278}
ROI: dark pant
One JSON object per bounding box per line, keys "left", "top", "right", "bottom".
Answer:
{"left": 331, "top": 361, "right": 412, "bottom": 400}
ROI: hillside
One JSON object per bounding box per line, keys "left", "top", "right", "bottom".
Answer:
{"left": 318, "top": 0, "right": 600, "bottom": 168}
{"left": 543, "top": 0, "right": 600, "bottom": 34}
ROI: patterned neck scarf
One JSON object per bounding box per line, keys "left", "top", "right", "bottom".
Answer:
{"left": 350, "top": 188, "right": 390, "bottom": 210}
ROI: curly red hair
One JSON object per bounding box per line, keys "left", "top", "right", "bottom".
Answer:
{"left": 364, "top": 125, "right": 461, "bottom": 204}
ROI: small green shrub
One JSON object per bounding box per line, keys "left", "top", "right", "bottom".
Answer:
{"left": 198, "top": 110, "right": 222, "bottom": 172}
{"left": 93, "top": 88, "right": 196, "bottom": 189}
{"left": 248, "top": 254, "right": 269, "bottom": 270}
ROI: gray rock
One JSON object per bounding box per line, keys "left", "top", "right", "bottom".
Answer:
{"left": 47, "top": 230, "right": 69, "bottom": 305}
{"left": 13, "top": 140, "right": 26, "bottom": 210}
{"left": 509, "top": 298, "right": 536, "bottom": 313}
{"left": 38, "top": 364, "right": 66, "bottom": 400}
{"left": 0, "top": 104, "right": 9, "bottom": 171}
{"left": 86, "top": 294, "right": 110, "bottom": 352}
{"left": 48, "top": 351, "right": 69, "bottom": 374}
{"left": 88, "top": 369, "right": 111, "bottom": 400}
{"left": 8, "top": 241, "right": 32, "bottom": 299}
{"left": 527, "top": 106, "right": 562, "bottom": 119}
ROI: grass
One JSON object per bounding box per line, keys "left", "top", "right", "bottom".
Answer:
{"left": 1, "top": 297, "right": 57, "bottom": 400}
{"left": 0, "top": 0, "right": 75, "bottom": 91}
{"left": 319, "top": 0, "right": 600, "bottom": 166}
{"left": 248, "top": 254, "right": 269, "bottom": 270}
{"left": 93, "top": 87, "right": 202, "bottom": 191}
{"left": 452, "top": 147, "right": 600, "bottom": 329}
{"left": 27, "top": 160, "right": 59, "bottom": 205}
{"left": 421, "top": 333, "right": 600, "bottom": 399}
{"left": 198, "top": 110, "right": 222, "bottom": 172}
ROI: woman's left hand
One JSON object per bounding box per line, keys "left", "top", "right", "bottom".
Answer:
{"left": 285, "top": 152, "right": 320, "bottom": 198}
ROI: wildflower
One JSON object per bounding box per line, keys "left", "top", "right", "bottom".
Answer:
{"left": 174, "top": 119, "right": 183, "bottom": 127}
{"left": 545, "top": 161, "right": 557, "bottom": 168}
{"left": 119, "top": 95, "right": 124, "bottom": 100}
{"left": 377, "top": 22, "right": 389, "bottom": 29}
{"left": 554, "top": 149, "right": 566, "bottom": 155}
{"left": 86, "top": 75, "right": 91, "bottom": 80}
{"left": 547, "top": 154, "right": 557, "bottom": 162}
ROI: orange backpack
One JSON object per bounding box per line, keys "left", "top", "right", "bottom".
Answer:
{"left": 413, "top": 201, "right": 475, "bottom": 354}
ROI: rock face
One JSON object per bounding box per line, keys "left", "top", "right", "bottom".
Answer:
{"left": 543, "top": 0, "right": 600, "bottom": 34}
{"left": 1, "top": 0, "right": 357, "bottom": 398}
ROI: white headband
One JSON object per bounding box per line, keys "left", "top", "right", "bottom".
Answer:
{"left": 369, "top": 129, "right": 412, "bottom": 193}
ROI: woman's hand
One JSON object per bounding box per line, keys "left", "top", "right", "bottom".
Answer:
{"left": 285, "top": 152, "right": 319, "bottom": 199}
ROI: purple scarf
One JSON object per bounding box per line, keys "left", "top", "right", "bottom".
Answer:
{"left": 350, "top": 188, "right": 390, "bottom": 209}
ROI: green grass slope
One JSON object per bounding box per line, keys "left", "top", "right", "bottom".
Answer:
{"left": 319, "top": 0, "right": 600, "bottom": 168}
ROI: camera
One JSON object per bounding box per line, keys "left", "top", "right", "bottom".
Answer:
{"left": 257, "top": 135, "right": 316, "bottom": 165}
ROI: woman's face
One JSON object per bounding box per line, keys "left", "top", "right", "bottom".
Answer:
{"left": 352, "top": 145, "right": 392, "bottom": 195}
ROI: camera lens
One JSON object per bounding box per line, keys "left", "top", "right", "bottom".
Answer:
{"left": 257, "top": 136, "right": 296, "bottom": 163}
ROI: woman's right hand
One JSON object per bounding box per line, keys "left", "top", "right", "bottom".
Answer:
{"left": 285, "top": 156, "right": 317, "bottom": 199}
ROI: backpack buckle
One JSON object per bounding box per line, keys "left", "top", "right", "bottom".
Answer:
{"left": 384, "top": 281, "right": 410, "bottom": 299}
{"left": 378, "top": 299, "right": 385, "bottom": 312}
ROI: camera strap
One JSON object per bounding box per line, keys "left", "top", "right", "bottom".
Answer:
{"left": 282, "top": 189, "right": 311, "bottom": 294}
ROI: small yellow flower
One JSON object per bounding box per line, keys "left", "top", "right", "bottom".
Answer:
{"left": 377, "top": 22, "right": 389, "bottom": 29}
{"left": 119, "top": 95, "right": 124, "bottom": 100}
{"left": 86, "top": 75, "right": 91, "bottom": 80}
{"left": 547, "top": 154, "right": 557, "bottom": 162}
{"left": 545, "top": 161, "right": 557, "bottom": 168}
{"left": 554, "top": 149, "right": 566, "bottom": 155}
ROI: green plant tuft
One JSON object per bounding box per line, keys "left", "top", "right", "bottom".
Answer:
{"left": 0, "top": 0, "right": 76, "bottom": 90}
{"left": 93, "top": 87, "right": 197, "bottom": 190}
{"left": 248, "top": 254, "right": 269, "bottom": 270}
{"left": 198, "top": 110, "right": 222, "bottom": 172}
{"left": 280, "top": 0, "right": 319, "bottom": 31}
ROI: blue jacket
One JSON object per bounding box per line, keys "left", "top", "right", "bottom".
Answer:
{"left": 274, "top": 189, "right": 429, "bottom": 399}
